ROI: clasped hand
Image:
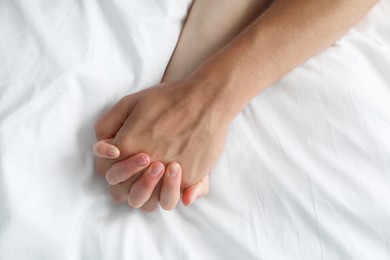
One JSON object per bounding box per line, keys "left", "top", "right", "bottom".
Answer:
{"left": 93, "top": 77, "right": 229, "bottom": 211}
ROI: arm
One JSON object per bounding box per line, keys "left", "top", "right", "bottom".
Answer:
{"left": 163, "top": 0, "right": 273, "bottom": 82}
{"left": 95, "top": 0, "right": 275, "bottom": 210}
{"left": 95, "top": 0, "right": 377, "bottom": 208}
{"left": 186, "top": 0, "right": 377, "bottom": 122}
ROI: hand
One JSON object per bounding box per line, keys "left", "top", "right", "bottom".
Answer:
{"left": 94, "top": 77, "right": 231, "bottom": 207}
{"left": 94, "top": 139, "right": 210, "bottom": 211}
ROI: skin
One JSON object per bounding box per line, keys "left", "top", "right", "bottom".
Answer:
{"left": 94, "top": 0, "right": 377, "bottom": 211}
{"left": 94, "top": 0, "right": 273, "bottom": 211}
{"left": 93, "top": 140, "right": 198, "bottom": 210}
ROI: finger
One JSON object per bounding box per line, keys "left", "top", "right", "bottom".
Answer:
{"left": 94, "top": 139, "right": 119, "bottom": 177}
{"left": 105, "top": 153, "right": 151, "bottom": 185}
{"left": 94, "top": 95, "right": 137, "bottom": 140}
{"left": 182, "top": 175, "right": 210, "bottom": 206}
{"left": 128, "top": 162, "right": 165, "bottom": 208}
{"left": 159, "top": 162, "right": 182, "bottom": 211}
{"left": 93, "top": 139, "right": 120, "bottom": 159}
{"left": 96, "top": 157, "right": 111, "bottom": 176}
{"left": 110, "top": 173, "right": 142, "bottom": 202}
{"left": 140, "top": 181, "right": 162, "bottom": 213}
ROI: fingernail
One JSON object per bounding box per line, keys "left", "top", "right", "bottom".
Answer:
{"left": 168, "top": 163, "right": 179, "bottom": 177}
{"left": 107, "top": 147, "right": 120, "bottom": 158}
{"left": 135, "top": 155, "right": 149, "bottom": 166}
{"left": 150, "top": 164, "right": 163, "bottom": 176}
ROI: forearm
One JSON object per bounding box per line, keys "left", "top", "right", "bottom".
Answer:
{"left": 187, "top": 0, "right": 377, "bottom": 121}
{"left": 163, "top": 0, "right": 272, "bottom": 82}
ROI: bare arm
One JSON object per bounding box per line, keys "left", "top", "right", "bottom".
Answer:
{"left": 186, "top": 0, "right": 377, "bottom": 122}
{"left": 95, "top": 0, "right": 378, "bottom": 207}
{"left": 163, "top": 0, "right": 272, "bottom": 82}
{"left": 94, "top": 0, "right": 274, "bottom": 210}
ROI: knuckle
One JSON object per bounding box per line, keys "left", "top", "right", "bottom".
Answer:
{"left": 114, "top": 138, "right": 135, "bottom": 156}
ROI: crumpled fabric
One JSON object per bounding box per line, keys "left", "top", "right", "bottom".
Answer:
{"left": 0, "top": 1, "right": 389, "bottom": 259}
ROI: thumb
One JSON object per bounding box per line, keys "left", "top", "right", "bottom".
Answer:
{"left": 93, "top": 139, "right": 120, "bottom": 159}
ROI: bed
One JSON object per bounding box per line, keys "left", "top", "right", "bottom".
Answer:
{"left": 1, "top": 0, "right": 390, "bottom": 259}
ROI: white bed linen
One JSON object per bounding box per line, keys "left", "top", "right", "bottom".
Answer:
{"left": 1, "top": 1, "right": 390, "bottom": 259}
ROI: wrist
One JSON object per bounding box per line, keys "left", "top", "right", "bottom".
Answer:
{"left": 186, "top": 58, "right": 252, "bottom": 122}
{"left": 179, "top": 72, "right": 238, "bottom": 128}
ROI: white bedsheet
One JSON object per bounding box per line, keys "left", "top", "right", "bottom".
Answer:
{"left": 1, "top": 1, "right": 390, "bottom": 259}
